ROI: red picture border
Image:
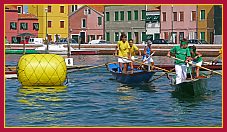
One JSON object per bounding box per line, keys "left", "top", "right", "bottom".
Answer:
{"left": 1, "top": 0, "right": 225, "bottom": 131}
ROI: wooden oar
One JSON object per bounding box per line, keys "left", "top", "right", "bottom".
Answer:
{"left": 212, "top": 54, "right": 221, "bottom": 62}
{"left": 67, "top": 62, "right": 115, "bottom": 73}
{"left": 170, "top": 56, "right": 222, "bottom": 76}
{"left": 137, "top": 52, "right": 155, "bottom": 69}
{"left": 149, "top": 68, "right": 175, "bottom": 82}
{"left": 114, "top": 55, "right": 173, "bottom": 73}
{"left": 202, "top": 54, "right": 221, "bottom": 65}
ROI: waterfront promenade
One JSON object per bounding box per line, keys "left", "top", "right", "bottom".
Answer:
{"left": 5, "top": 43, "right": 222, "bottom": 57}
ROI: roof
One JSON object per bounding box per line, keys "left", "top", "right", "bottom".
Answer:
{"left": 147, "top": 5, "right": 161, "bottom": 12}
{"left": 88, "top": 5, "right": 104, "bottom": 13}
{"left": 5, "top": 5, "right": 17, "bottom": 11}
{"left": 69, "top": 5, "right": 104, "bottom": 17}
{"left": 18, "top": 14, "right": 38, "bottom": 20}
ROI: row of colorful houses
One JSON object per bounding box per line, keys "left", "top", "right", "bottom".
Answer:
{"left": 5, "top": 5, "right": 222, "bottom": 44}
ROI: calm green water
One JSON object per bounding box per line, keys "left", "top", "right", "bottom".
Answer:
{"left": 5, "top": 55, "right": 222, "bottom": 127}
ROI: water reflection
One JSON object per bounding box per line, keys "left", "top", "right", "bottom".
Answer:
{"left": 17, "top": 86, "right": 67, "bottom": 106}
{"left": 121, "top": 83, "right": 158, "bottom": 92}
{"left": 116, "top": 83, "right": 157, "bottom": 104}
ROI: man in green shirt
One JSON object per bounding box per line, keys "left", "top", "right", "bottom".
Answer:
{"left": 167, "top": 39, "right": 191, "bottom": 84}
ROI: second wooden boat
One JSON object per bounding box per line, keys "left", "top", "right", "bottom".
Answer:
{"left": 106, "top": 63, "right": 156, "bottom": 84}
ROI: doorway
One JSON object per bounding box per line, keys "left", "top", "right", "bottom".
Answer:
{"left": 80, "top": 32, "right": 86, "bottom": 44}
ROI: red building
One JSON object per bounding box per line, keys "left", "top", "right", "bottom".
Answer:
{"left": 5, "top": 5, "right": 39, "bottom": 44}
{"left": 5, "top": 6, "right": 18, "bottom": 43}
{"left": 18, "top": 14, "right": 39, "bottom": 43}
{"left": 69, "top": 5, "right": 104, "bottom": 44}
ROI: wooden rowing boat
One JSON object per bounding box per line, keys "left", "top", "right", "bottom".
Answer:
{"left": 106, "top": 63, "right": 156, "bottom": 84}
{"left": 171, "top": 76, "right": 209, "bottom": 97}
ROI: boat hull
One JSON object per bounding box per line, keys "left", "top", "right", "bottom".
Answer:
{"left": 107, "top": 63, "right": 155, "bottom": 84}
{"left": 171, "top": 77, "right": 208, "bottom": 97}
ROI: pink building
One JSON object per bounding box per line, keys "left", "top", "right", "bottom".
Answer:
{"left": 69, "top": 5, "right": 104, "bottom": 44}
{"left": 5, "top": 6, "right": 39, "bottom": 44}
{"left": 160, "top": 5, "right": 197, "bottom": 44}
{"left": 18, "top": 14, "right": 39, "bottom": 43}
{"left": 5, "top": 6, "right": 18, "bottom": 43}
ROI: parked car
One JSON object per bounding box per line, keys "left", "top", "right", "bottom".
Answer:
{"left": 56, "top": 38, "right": 78, "bottom": 44}
{"left": 29, "top": 38, "right": 44, "bottom": 45}
{"left": 188, "top": 39, "right": 208, "bottom": 44}
{"left": 88, "top": 40, "right": 111, "bottom": 44}
{"left": 152, "top": 39, "right": 168, "bottom": 44}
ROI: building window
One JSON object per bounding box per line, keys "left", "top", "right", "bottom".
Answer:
{"left": 141, "top": 10, "right": 146, "bottom": 20}
{"left": 191, "top": 11, "right": 196, "bottom": 21}
{"left": 48, "top": 6, "right": 51, "bottom": 12}
{"left": 60, "top": 6, "right": 64, "bottom": 13}
{"left": 142, "top": 32, "right": 146, "bottom": 41}
{"left": 10, "top": 22, "right": 17, "bottom": 30}
{"left": 115, "top": 32, "right": 119, "bottom": 42}
{"left": 146, "top": 15, "right": 160, "bottom": 23}
{"left": 84, "top": 8, "right": 91, "bottom": 15}
{"left": 127, "top": 11, "right": 132, "bottom": 21}
{"left": 173, "top": 12, "right": 177, "bottom": 21}
{"left": 98, "top": 17, "right": 102, "bottom": 26}
{"left": 115, "top": 11, "right": 119, "bottom": 21}
{"left": 164, "top": 32, "right": 169, "bottom": 40}
{"left": 71, "top": 5, "right": 77, "bottom": 12}
{"left": 12, "top": 36, "right": 18, "bottom": 43}
{"left": 134, "top": 10, "right": 138, "bottom": 20}
{"left": 200, "top": 10, "right": 205, "bottom": 20}
{"left": 179, "top": 12, "right": 184, "bottom": 21}
{"left": 162, "top": 12, "right": 166, "bottom": 21}
{"left": 200, "top": 32, "right": 205, "bottom": 40}
{"left": 154, "top": 33, "right": 160, "bottom": 39}
{"left": 128, "top": 32, "right": 132, "bottom": 40}
{"left": 17, "top": 6, "right": 22, "bottom": 14}
{"left": 33, "top": 23, "right": 39, "bottom": 31}
{"left": 179, "top": 32, "right": 184, "bottom": 41}
{"left": 88, "top": 9, "right": 91, "bottom": 14}
{"left": 60, "top": 21, "right": 64, "bottom": 28}
{"left": 20, "top": 23, "right": 28, "bottom": 30}
{"left": 120, "top": 11, "right": 124, "bottom": 21}
{"left": 48, "top": 21, "right": 52, "bottom": 28}
{"left": 106, "top": 12, "right": 110, "bottom": 21}
{"left": 82, "top": 18, "right": 86, "bottom": 28}
{"left": 106, "top": 32, "right": 110, "bottom": 41}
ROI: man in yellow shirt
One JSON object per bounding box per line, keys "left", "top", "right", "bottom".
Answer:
{"left": 128, "top": 39, "right": 141, "bottom": 70}
{"left": 115, "top": 33, "right": 131, "bottom": 73}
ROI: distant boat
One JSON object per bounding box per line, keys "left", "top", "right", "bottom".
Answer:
{"left": 106, "top": 63, "right": 156, "bottom": 84}
{"left": 171, "top": 75, "right": 210, "bottom": 97}
{"left": 35, "top": 44, "right": 75, "bottom": 55}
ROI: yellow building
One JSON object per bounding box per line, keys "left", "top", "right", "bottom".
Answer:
{"left": 197, "top": 5, "right": 214, "bottom": 44}
{"left": 28, "top": 5, "right": 68, "bottom": 42}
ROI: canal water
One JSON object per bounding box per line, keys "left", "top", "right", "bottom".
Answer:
{"left": 5, "top": 54, "right": 222, "bottom": 127}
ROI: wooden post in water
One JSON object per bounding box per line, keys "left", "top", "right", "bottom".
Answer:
{"left": 67, "top": 37, "right": 71, "bottom": 57}
{"left": 79, "top": 36, "right": 81, "bottom": 50}
{"left": 23, "top": 36, "right": 25, "bottom": 55}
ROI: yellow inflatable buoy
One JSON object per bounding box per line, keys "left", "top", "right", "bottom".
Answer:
{"left": 17, "top": 54, "right": 67, "bottom": 86}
